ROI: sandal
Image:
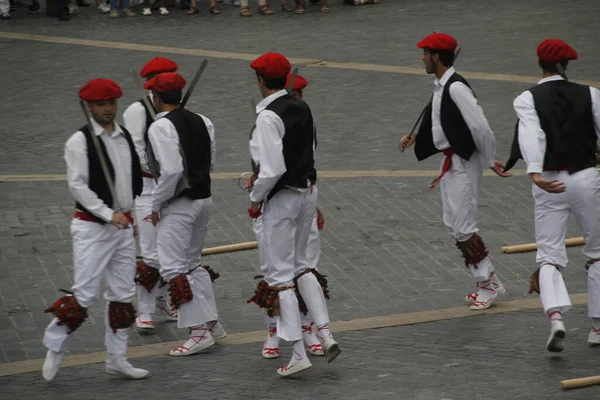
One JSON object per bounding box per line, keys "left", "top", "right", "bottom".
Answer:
{"left": 186, "top": 6, "right": 198, "bottom": 14}
{"left": 209, "top": 5, "right": 220, "bottom": 13}
{"left": 320, "top": 3, "right": 328, "bottom": 12}
{"left": 240, "top": 5, "right": 251, "bottom": 16}
{"left": 295, "top": 5, "right": 304, "bottom": 14}
{"left": 281, "top": 3, "right": 292, "bottom": 11}
{"left": 258, "top": 5, "right": 273, "bottom": 15}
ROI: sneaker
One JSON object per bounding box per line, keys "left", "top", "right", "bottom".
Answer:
{"left": 465, "top": 274, "right": 505, "bottom": 304}
{"left": 547, "top": 320, "right": 566, "bottom": 352}
{"left": 105, "top": 358, "right": 149, "bottom": 379}
{"left": 469, "top": 280, "right": 498, "bottom": 310}
{"left": 42, "top": 350, "right": 66, "bottom": 381}
{"left": 169, "top": 327, "right": 215, "bottom": 356}
{"left": 302, "top": 323, "right": 324, "bottom": 356}
{"left": 98, "top": 2, "right": 110, "bottom": 12}
{"left": 68, "top": 4, "right": 79, "bottom": 13}
{"left": 109, "top": 9, "right": 119, "bottom": 17}
{"left": 588, "top": 328, "right": 600, "bottom": 346}
{"left": 135, "top": 316, "right": 155, "bottom": 330}
{"left": 159, "top": 6, "right": 168, "bottom": 14}
{"left": 142, "top": 7, "right": 151, "bottom": 14}
{"left": 262, "top": 327, "right": 280, "bottom": 359}
{"left": 124, "top": 8, "right": 135, "bottom": 16}
{"left": 277, "top": 359, "right": 312, "bottom": 377}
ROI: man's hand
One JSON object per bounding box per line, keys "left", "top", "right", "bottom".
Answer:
{"left": 112, "top": 212, "right": 130, "bottom": 229}
{"left": 248, "top": 201, "right": 262, "bottom": 219}
{"left": 490, "top": 160, "right": 512, "bottom": 178}
{"left": 399, "top": 134, "right": 416, "bottom": 151}
{"left": 244, "top": 176, "right": 254, "bottom": 191}
{"left": 151, "top": 211, "right": 160, "bottom": 227}
{"left": 530, "top": 173, "right": 566, "bottom": 193}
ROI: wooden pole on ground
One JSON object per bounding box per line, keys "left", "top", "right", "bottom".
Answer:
{"left": 561, "top": 375, "right": 600, "bottom": 390}
{"left": 501, "top": 237, "right": 584, "bottom": 254}
{"left": 201, "top": 241, "right": 257, "bottom": 256}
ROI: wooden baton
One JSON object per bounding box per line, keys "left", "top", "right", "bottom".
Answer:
{"left": 201, "top": 241, "right": 257, "bottom": 256}
{"left": 561, "top": 375, "right": 600, "bottom": 390}
{"left": 501, "top": 237, "right": 584, "bottom": 254}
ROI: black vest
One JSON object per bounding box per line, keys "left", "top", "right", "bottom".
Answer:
{"left": 504, "top": 80, "right": 597, "bottom": 174}
{"left": 415, "top": 73, "right": 477, "bottom": 161}
{"left": 257, "top": 94, "right": 316, "bottom": 201}
{"left": 75, "top": 125, "right": 143, "bottom": 223}
{"left": 164, "top": 108, "right": 212, "bottom": 200}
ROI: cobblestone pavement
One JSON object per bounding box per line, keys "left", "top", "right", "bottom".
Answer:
{"left": 2, "top": 306, "right": 600, "bottom": 400}
{"left": 2, "top": 0, "right": 600, "bottom": 398}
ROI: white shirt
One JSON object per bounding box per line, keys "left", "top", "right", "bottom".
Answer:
{"left": 514, "top": 75, "right": 600, "bottom": 174}
{"left": 431, "top": 67, "right": 497, "bottom": 168}
{"left": 65, "top": 118, "right": 133, "bottom": 222}
{"left": 123, "top": 93, "right": 154, "bottom": 173}
{"left": 148, "top": 110, "right": 216, "bottom": 212}
{"left": 249, "top": 90, "right": 290, "bottom": 203}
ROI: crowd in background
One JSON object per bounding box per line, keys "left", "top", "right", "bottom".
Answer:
{"left": 1, "top": 0, "right": 380, "bottom": 21}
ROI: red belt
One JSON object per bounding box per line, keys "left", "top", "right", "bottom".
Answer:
{"left": 543, "top": 167, "right": 568, "bottom": 172}
{"left": 74, "top": 210, "right": 133, "bottom": 224}
{"left": 142, "top": 171, "right": 153, "bottom": 178}
{"left": 430, "top": 149, "right": 453, "bottom": 189}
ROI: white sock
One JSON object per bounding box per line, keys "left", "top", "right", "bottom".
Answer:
{"left": 290, "top": 340, "right": 307, "bottom": 364}
{"left": 592, "top": 318, "right": 600, "bottom": 330}
{"left": 548, "top": 310, "right": 563, "bottom": 322}
{"left": 317, "top": 323, "right": 332, "bottom": 341}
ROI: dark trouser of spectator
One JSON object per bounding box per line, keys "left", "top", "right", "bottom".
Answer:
{"left": 57, "top": 0, "right": 70, "bottom": 20}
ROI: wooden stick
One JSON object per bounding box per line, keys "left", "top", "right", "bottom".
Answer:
{"left": 501, "top": 237, "right": 584, "bottom": 254}
{"left": 561, "top": 375, "right": 600, "bottom": 390}
{"left": 201, "top": 241, "right": 257, "bottom": 256}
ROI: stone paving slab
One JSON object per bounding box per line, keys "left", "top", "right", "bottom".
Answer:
{"left": 0, "top": 174, "right": 593, "bottom": 363}
{"left": 2, "top": 306, "right": 600, "bottom": 400}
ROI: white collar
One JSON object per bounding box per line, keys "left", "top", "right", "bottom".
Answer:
{"left": 256, "top": 89, "right": 288, "bottom": 114}
{"left": 434, "top": 66, "right": 456, "bottom": 88}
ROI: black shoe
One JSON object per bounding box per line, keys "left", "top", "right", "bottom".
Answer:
{"left": 180, "top": 0, "right": 190, "bottom": 9}
{"left": 27, "top": 3, "right": 40, "bottom": 13}
{"left": 77, "top": 0, "right": 91, "bottom": 6}
{"left": 58, "top": 11, "right": 70, "bottom": 20}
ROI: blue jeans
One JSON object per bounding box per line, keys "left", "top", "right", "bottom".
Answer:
{"left": 110, "top": 0, "right": 130, "bottom": 10}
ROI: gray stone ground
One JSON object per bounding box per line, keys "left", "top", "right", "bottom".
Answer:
{"left": 3, "top": 307, "right": 600, "bottom": 400}
{"left": 1, "top": 0, "right": 600, "bottom": 398}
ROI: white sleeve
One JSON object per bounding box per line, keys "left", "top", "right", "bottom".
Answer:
{"left": 65, "top": 132, "right": 114, "bottom": 222}
{"left": 590, "top": 87, "right": 600, "bottom": 141}
{"left": 200, "top": 114, "right": 216, "bottom": 172}
{"left": 449, "top": 82, "right": 496, "bottom": 168}
{"left": 148, "top": 120, "right": 184, "bottom": 212}
{"left": 513, "top": 90, "right": 546, "bottom": 174}
{"left": 123, "top": 102, "right": 149, "bottom": 172}
{"left": 249, "top": 111, "right": 287, "bottom": 203}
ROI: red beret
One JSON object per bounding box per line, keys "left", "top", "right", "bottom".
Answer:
{"left": 143, "top": 72, "right": 186, "bottom": 92}
{"left": 537, "top": 39, "right": 578, "bottom": 64}
{"left": 140, "top": 57, "right": 178, "bottom": 78}
{"left": 78, "top": 78, "right": 123, "bottom": 102}
{"left": 286, "top": 73, "right": 308, "bottom": 90}
{"left": 250, "top": 52, "right": 291, "bottom": 79}
{"left": 417, "top": 33, "right": 458, "bottom": 52}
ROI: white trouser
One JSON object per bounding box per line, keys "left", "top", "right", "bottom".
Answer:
{"left": 533, "top": 168, "right": 600, "bottom": 315}
{"left": 43, "top": 218, "right": 137, "bottom": 355}
{"left": 0, "top": 0, "right": 9, "bottom": 14}
{"left": 439, "top": 151, "right": 494, "bottom": 281}
{"left": 134, "top": 177, "right": 167, "bottom": 314}
{"left": 252, "top": 187, "right": 321, "bottom": 275}
{"left": 157, "top": 196, "right": 219, "bottom": 328}
{"left": 261, "top": 189, "right": 317, "bottom": 341}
